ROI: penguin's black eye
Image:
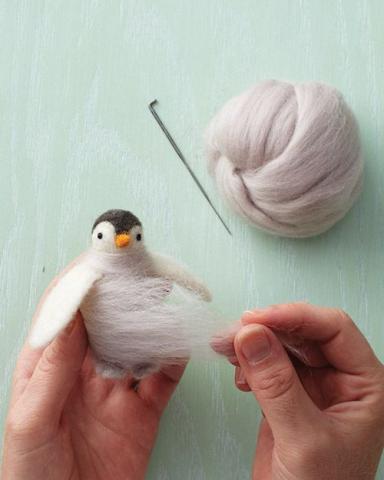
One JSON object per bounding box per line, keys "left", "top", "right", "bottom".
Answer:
{"left": 136, "top": 233, "right": 142, "bottom": 241}
{"left": 97, "top": 232, "right": 103, "bottom": 240}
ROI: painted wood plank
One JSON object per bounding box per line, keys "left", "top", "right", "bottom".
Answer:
{"left": 1, "top": 1, "right": 383, "bottom": 477}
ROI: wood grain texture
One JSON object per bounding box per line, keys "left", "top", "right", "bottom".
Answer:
{"left": 0, "top": 0, "right": 383, "bottom": 478}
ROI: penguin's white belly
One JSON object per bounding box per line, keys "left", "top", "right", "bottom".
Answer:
{"left": 80, "top": 272, "right": 189, "bottom": 371}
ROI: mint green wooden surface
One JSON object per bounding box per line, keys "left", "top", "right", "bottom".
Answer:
{"left": 1, "top": 1, "right": 383, "bottom": 478}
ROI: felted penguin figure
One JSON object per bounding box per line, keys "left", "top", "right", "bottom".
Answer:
{"left": 30, "top": 209, "right": 214, "bottom": 379}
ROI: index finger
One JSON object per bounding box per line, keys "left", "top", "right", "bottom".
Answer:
{"left": 242, "top": 303, "right": 381, "bottom": 375}
{"left": 12, "top": 255, "right": 87, "bottom": 392}
{"left": 9, "top": 343, "right": 44, "bottom": 408}
{"left": 10, "top": 311, "right": 85, "bottom": 406}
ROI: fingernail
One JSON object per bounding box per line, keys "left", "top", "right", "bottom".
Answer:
{"left": 243, "top": 308, "right": 267, "bottom": 315}
{"left": 242, "top": 308, "right": 269, "bottom": 322}
{"left": 240, "top": 326, "right": 271, "bottom": 365}
{"left": 228, "top": 355, "right": 240, "bottom": 366}
{"left": 236, "top": 368, "right": 247, "bottom": 385}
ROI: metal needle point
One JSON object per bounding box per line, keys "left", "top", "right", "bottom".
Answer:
{"left": 149, "top": 99, "right": 232, "bottom": 236}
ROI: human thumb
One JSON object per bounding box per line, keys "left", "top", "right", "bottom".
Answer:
{"left": 22, "top": 312, "right": 87, "bottom": 421}
{"left": 234, "top": 324, "right": 318, "bottom": 442}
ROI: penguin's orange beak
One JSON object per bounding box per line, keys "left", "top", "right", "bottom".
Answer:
{"left": 115, "top": 233, "right": 131, "bottom": 248}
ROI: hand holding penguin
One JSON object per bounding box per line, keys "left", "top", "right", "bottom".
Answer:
{"left": 30, "top": 209, "right": 216, "bottom": 379}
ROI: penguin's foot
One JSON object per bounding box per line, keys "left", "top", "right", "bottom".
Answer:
{"left": 95, "top": 360, "right": 126, "bottom": 379}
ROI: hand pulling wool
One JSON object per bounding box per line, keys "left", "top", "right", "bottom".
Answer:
{"left": 205, "top": 80, "right": 364, "bottom": 238}
{"left": 29, "top": 209, "right": 221, "bottom": 379}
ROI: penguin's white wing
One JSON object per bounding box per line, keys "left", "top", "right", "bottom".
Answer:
{"left": 150, "top": 253, "right": 212, "bottom": 302}
{"left": 29, "top": 262, "right": 102, "bottom": 348}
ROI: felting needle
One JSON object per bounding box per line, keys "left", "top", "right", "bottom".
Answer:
{"left": 149, "top": 99, "right": 232, "bottom": 236}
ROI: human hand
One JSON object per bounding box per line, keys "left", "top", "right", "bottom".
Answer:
{"left": 215, "top": 303, "right": 384, "bottom": 480}
{"left": 1, "top": 312, "right": 185, "bottom": 480}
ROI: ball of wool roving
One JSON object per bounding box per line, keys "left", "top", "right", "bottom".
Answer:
{"left": 205, "top": 80, "right": 363, "bottom": 237}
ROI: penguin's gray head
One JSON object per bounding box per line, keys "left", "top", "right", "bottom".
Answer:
{"left": 91, "top": 209, "right": 144, "bottom": 254}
